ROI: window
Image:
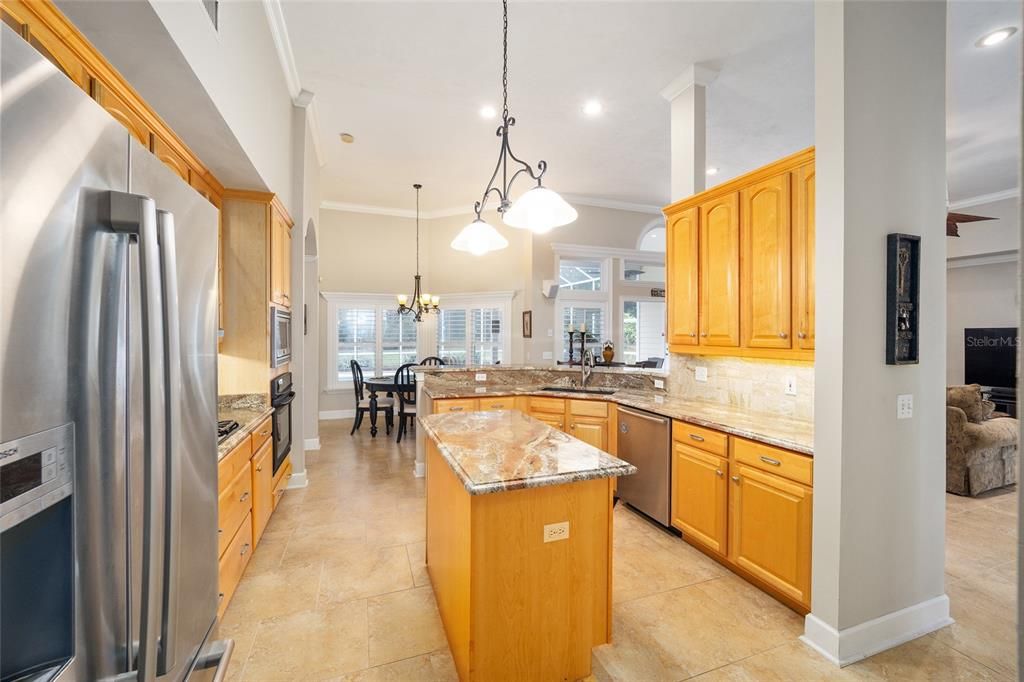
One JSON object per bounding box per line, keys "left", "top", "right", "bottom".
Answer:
{"left": 622, "top": 260, "right": 666, "bottom": 283}
{"left": 621, "top": 299, "right": 666, "bottom": 364}
{"left": 638, "top": 223, "right": 666, "bottom": 252}
{"left": 559, "top": 259, "right": 604, "bottom": 291}
{"left": 558, "top": 303, "right": 607, "bottom": 362}
{"left": 437, "top": 296, "right": 511, "bottom": 367}
{"left": 324, "top": 294, "right": 419, "bottom": 388}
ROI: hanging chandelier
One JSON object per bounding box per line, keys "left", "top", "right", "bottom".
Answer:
{"left": 397, "top": 184, "right": 439, "bottom": 321}
{"left": 451, "top": 0, "right": 577, "bottom": 256}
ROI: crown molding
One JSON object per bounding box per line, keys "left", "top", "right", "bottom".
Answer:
{"left": 321, "top": 194, "right": 664, "bottom": 219}
{"left": 560, "top": 194, "right": 664, "bottom": 215}
{"left": 660, "top": 64, "right": 719, "bottom": 101}
{"left": 262, "top": 0, "right": 325, "bottom": 167}
{"left": 947, "top": 250, "right": 1018, "bottom": 269}
{"left": 948, "top": 188, "right": 1020, "bottom": 210}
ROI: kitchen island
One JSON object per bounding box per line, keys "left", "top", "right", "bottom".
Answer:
{"left": 420, "top": 409, "right": 636, "bottom": 681}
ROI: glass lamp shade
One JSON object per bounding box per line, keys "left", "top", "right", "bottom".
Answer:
{"left": 501, "top": 186, "right": 578, "bottom": 234}
{"left": 451, "top": 218, "right": 509, "bottom": 256}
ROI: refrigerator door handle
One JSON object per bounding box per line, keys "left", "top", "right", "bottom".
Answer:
{"left": 155, "top": 209, "right": 181, "bottom": 676}
{"left": 106, "top": 191, "right": 167, "bottom": 682}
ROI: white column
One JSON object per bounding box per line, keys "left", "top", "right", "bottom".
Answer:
{"left": 660, "top": 64, "right": 717, "bottom": 199}
{"left": 805, "top": 0, "right": 948, "bottom": 665}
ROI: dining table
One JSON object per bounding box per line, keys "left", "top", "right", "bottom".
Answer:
{"left": 363, "top": 375, "right": 415, "bottom": 437}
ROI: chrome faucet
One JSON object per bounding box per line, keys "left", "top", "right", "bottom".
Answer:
{"left": 581, "top": 348, "right": 595, "bottom": 388}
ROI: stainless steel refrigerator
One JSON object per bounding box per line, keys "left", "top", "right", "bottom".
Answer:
{"left": 1, "top": 26, "right": 230, "bottom": 681}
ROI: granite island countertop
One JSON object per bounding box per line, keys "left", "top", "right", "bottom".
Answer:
{"left": 423, "top": 384, "right": 814, "bottom": 455}
{"left": 419, "top": 410, "right": 637, "bottom": 495}
{"left": 218, "top": 393, "right": 274, "bottom": 460}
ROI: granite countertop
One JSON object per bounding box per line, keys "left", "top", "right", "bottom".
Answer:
{"left": 422, "top": 385, "right": 814, "bottom": 455}
{"left": 416, "top": 363, "right": 666, "bottom": 377}
{"left": 218, "top": 394, "right": 274, "bottom": 459}
{"left": 419, "top": 410, "right": 637, "bottom": 495}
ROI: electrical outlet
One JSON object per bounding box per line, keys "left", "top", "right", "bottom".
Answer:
{"left": 695, "top": 366, "right": 708, "bottom": 383}
{"left": 475, "top": 373, "right": 487, "bottom": 382}
{"left": 542, "top": 351, "right": 553, "bottom": 360}
{"left": 654, "top": 395, "right": 664, "bottom": 404}
{"left": 897, "top": 394, "right": 913, "bottom": 419}
{"left": 547, "top": 328, "right": 553, "bottom": 337}
{"left": 784, "top": 376, "right": 797, "bottom": 396}
{"left": 543, "top": 521, "right": 570, "bottom": 543}
{"left": 654, "top": 379, "right": 665, "bottom": 389}
{"left": 475, "top": 386, "right": 487, "bottom": 394}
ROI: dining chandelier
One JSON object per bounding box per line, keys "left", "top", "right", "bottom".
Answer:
{"left": 451, "top": 0, "right": 577, "bottom": 256}
{"left": 396, "top": 183, "right": 439, "bottom": 321}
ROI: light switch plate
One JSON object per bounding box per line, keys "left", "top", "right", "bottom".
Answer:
{"left": 547, "top": 328, "right": 553, "bottom": 337}
{"left": 654, "top": 379, "right": 665, "bottom": 389}
{"left": 897, "top": 394, "right": 913, "bottom": 419}
{"left": 543, "top": 521, "right": 570, "bottom": 543}
{"left": 784, "top": 376, "right": 797, "bottom": 396}
{"left": 475, "top": 386, "right": 487, "bottom": 394}
{"left": 695, "top": 366, "right": 708, "bottom": 383}
{"left": 475, "top": 373, "right": 487, "bottom": 382}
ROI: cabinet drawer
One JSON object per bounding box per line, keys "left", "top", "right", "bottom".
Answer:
{"left": 673, "top": 421, "right": 729, "bottom": 457}
{"left": 251, "top": 439, "right": 274, "bottom": 547}
{"left": 272, "top": 457, "right": 292, "bottom": 511}
{"left": 251, "top": 416, "right": 273, "bottom": 451}
{"left": 479, "top": 397, "right": 514, "bottom": 411}
{"left": 218, "top": 465, "right": 252, "bottom": 557}
{"left": 218, "top": 513, "right": 253, "bottom": 619}
{"left": 568, "top": 399, "right": 607, "bottom": 417}
{"left": 218, "top": 437, "right": 252, "bottom": 490}
{"left": 529, "top": 397, "right": 565, "bottom": 414}
{"left": 732, "top": 437, "right": 812, "bottom": 486}
{"left": 434, "top": 399, "right": 478, "bottom": 413}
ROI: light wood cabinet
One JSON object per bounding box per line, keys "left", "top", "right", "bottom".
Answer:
{"left": 667, "top": 206, "right": 699, "bottom": 345}
{"left": 672, "top": 443, "right": 729, "bottom": 556}
{"left": 217, "top": 464, "right": 252, "bottom": 557}
{"left": 272, "top": 456, "right": 292, "bottom": 511}
{"left": 792, "top": 162, "right": 815, "bottom": 350}
{"left": 250, "top": 439, "right": 274, "bottom": 547}
{"left": 270, "top": 204, "right": 293, "bottom": 308}
{"left": 663, "top": 147, "right": 814, "bottom": 362}
{"left": 91, "top": 79, "right": 153, "bottom": 150}
{"left": 698, "top": 193, "right": 741, "bottom": 347}
{"left": 741, "top": 173, "right": 792, "bottom": 349}
{"left": 2, "top": 1, "right": 91, "bottom": 91}
{"left": 568, "top": 417, "right": 607, "bottom": 450}
{"left": 152, "top": 132, "right": 189, "bottom": 182}
{"left": 434, "top": 398, "right": 479, "bottom": 413}
{"left": 217, "top": 513, "right": 253, "bottom": 619}
{"left": 728, "top": 463, "right": 812, "bottom": 607}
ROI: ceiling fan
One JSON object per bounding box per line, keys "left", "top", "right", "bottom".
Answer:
{"left": 946, "top": 211, "right": 996, "bottom": 237}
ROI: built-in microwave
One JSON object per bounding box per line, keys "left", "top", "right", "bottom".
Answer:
{"left": 270, "top": 306, "right": 291, "bottom": 368}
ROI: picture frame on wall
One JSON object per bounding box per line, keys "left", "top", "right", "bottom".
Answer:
{"left": 886, "top": 233, "right": 921, "bottom": 365}
{"left": 522, "top": 310, "right": 533, "bottom": 339}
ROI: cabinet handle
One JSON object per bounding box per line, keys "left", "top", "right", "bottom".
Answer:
{"left": 240, "top": 543, "right": 250, "bottom": 556}
{"left": 218, "top": 592, "right": 225, "bottom": 603}
{"left": 450, "top": 406, "right": 464, "bottom": 411}
{"left": 731, "top": 475, "right": 741, "bottom": 483}
{"left": 700, "top": 332, "right": 708, "bottom": 338}
{"left": 491, "top": 403, "right": 504, "bottom": 408}
{"left": 218, "top": 528, "right": 223, "bottom": 535}
{"left": 689, "top": 332, "right": 696, "bottom": 337}
{"left": 798, "top": 332, "right": 807, "bottom": 339}
{"left": 559, "top": 423, "right": 564, "bottom": 429}
{"left": 778, "top": 332, "right": 788, "bottom": 339}
{"left": 570, "top": 423, "right": 576, "bottom": 430}
{"left": 689, "top": 434, "right": 705, "bottom": 442}
{"left": 256, "top": 465, "right": 263, "bottom": 472}
{"left": 759, "top": 456, "right": 782, "bottom": 466}
{"left": 715, "top": 469, "right": 724, "bottom": 477}
{"left": 239, "top": 491, "right": 249, "bottom": 502}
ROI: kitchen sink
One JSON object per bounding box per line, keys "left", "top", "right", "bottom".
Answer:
{"left": 540, "top": 386, "right": 618, "bottom": 395}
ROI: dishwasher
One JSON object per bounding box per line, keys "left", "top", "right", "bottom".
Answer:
{"left": 615, "top": 406, "right": 672, "bottom": 526}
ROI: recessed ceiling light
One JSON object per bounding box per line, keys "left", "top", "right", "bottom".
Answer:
{"left": 339, "top": 132, "right": 355, "bottom": 144}
{"left": 706, "top": 167, "right": 719, "bottom": 176}
{"left": 479, "top": 105, "right": 496, "bottom": 119}
{"left": 976, "top": 26, "right": 1017, "bottom": 47}
{"left": 582, "top": 99, "right": 603, "bottom": 117}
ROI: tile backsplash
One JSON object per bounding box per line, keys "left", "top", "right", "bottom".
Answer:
{"left": 667, "top": 354, "right": 814, "bottom": 421}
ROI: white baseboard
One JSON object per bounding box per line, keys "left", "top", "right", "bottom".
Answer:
{"left": 304, "top": 437, "right": 321, "bottom": 450}
{"left": 319, "top": 409, "right": 355, "bottom": 420}
{"left": 414, "top": 461, "right": 425, "bottom": 478}
{"left": 801, "top": 594, "right": 952, "bottom": 667}
{"left": 286, "top": 471, "right": 309, "bottom": 489}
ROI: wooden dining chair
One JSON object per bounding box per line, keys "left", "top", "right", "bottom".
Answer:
{"left": 419, "top": 356, "right": 445, "bottom": 366}
{"left": 394, "top": 362, "right": 417, "bottom": 443}
{"left": 350, "top": 360, "right": 394, "bottom": 435}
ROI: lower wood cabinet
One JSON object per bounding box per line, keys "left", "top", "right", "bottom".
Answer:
{"left": 671, "top": 443, "right": 729, "bottom": 556}
{"left": 217, "top": 513, "right": 253, "bottom": 619}
{"left": 251, "top": 439, "right": 274, "bottom": 546}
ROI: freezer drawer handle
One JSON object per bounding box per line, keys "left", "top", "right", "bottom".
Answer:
{"left": 193, "top": 639, "right": 235, "bottom": 682}
{"left": 759, "top": 456, "right": 782, "bottom": 467}
{"left": 689, "top": 434, "right": 705, "bottom": 442}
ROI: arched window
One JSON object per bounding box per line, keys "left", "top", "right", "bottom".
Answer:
{"left": 637, "top": 220, "right": 666, "bottom": 252}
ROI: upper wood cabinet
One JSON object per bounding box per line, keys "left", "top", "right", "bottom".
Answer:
{"left": 91, "top": 79, "right": 153, "bottom": 150}
{"left": 792, "top": 162, "right": 815, "bottom": 350}
{"left": 270, "top": 204, "right": 293, "bottom": 308}
{"left": 663, "top": 147, "right": 814, "bottom": 362}
{"left": 152, "top": 133, "right": 189, "bottom": 183}
{"left": 666, "top": 206, "right": 699, "bottom": 345}
{"left": 741, "top": 173, "right": 792, "bottom": 349}
{"left": 699, "top": 193, "right": 741, "bottom": 347}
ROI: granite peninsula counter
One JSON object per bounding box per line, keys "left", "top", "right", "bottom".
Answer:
{"left": 421, "top": 409, "right": 634, "bottom": 681}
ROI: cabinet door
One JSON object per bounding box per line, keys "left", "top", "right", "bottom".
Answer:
{"left": 91, "top": 79, "right": 153, "bottom": 150}
{"left": 568, "top": 416, "right": 607, "bottom": 450}
{"left": 729, "top": 464, "right": 812, "bottom": 607}
{"left": 152, "top": 133, "right": 189, "bottom": 182}
{"left": 666, "top": 206, "right": 699, "bottom": 345}
{"left": 270, "top": 210, "right": 292, "bottom": 308}
{"left": 3, "top": 4, "right": 91, "bottom": 92}
{"left": 531, "top": 413, "right": 565, "bottom": 432}
{"left": 741, "top": 174, "right": 792, "bottom": 348}
{"left": 672, "top": 443, "right": 728, "bottom": 555}
{"left": 699, "top": 194, "right": 740, "bottom": 347}
{"left": 792, "top": 163, "right": 815, "bottom": 350}
{"left": 251, "top": 439, "right": 274, "bottom": 547}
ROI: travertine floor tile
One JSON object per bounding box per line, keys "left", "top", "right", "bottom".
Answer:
{"left": 318, "top": 544, "right": 414, "bottom": 605}
{"left": 613, "top": 534, "right": 724, "bottom": 603}
{"left": 406, "top": 541, "right": 430, "bottom": 587}
{"left": 225, "top": 562, "right": 322, "bottom": 624}
{"left": 279, "top": 521, "right": 367, "bottom": 568}
{"left": 933, "top": 562, "right": 1017, "bottom": 677}
{"left": 367, "top": 586, "right": 447, "bottom": 667}
{"left": 338, "top": 650, "right": 458, "bottom": 681}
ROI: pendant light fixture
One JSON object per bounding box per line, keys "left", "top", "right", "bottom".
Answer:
{"left": 397, "top": 184, "right": 439, "bottom": 321}
{"left": 451, "top": 0, "right": 577, "bottom": 255}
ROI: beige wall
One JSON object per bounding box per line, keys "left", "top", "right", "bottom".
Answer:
{"left": 946, "top": 261, "right": 1019, "bottom": 385}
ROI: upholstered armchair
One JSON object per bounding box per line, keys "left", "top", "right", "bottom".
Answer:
{"left": 946, "top": 384, "right": 1018, "bottom": 496}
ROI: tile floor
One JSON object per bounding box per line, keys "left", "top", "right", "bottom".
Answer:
{"left": 217, "top": 419, "right": 1018, "bottom": 681}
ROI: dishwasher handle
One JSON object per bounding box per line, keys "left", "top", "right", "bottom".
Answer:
{"left": 619, "top": 406, "right": 669, "bottom": 427}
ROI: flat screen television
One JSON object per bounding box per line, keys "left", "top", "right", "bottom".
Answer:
{"left": 964, "top": 327, "right": 1018, "bottom": 389}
